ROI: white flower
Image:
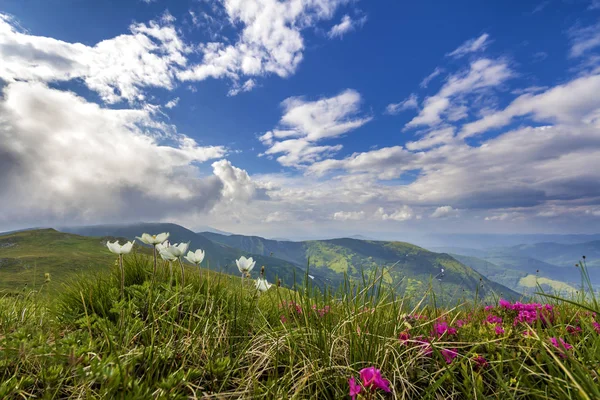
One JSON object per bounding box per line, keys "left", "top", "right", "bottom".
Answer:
{"left": 168, "top": 242, "right": 189, "bottom": 258}
{"left": 156, "top": 240, "right": 170, "bottom": 253}
{"left": 106, "top": 240, "right": 135, "bottom": 255}
{"left": 185, "top": 249, "right": 205, "bottom": 265}
{"left": 236, "top": 256, "right": 256, "bottom": 274}
{"left": 255, "top": 277, "right": 272, "bottom": 292}
{"left": 159, "top": 249, "right": 178, "bottom": 261}
{"left": 136, "top": 232, "right": 169, "bottom": 245}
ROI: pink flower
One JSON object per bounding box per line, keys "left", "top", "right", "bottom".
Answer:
{"left": 398, "top": 331, "right": 411, "bottom": 345}
{"left": 280, "top": 315, "right": 287, "bottom": 324}
{"left": 348, "top": 376, "right": 361, "bottom": 400}
{"left": 593, "top": 322, "right": 600, "bottom": 334}
{"left": 359, "top": 367, "right": 391, "bottom": 393}
{"left": 473, "top": 355, "right": 488, "bottom": 369}
{"left": 441, "top": 348, "right": 458, "bottom": 364}
{"left": 549, "top": 337, "right": 573, "bottom": 358}
{"left": 456, "top": 319, "right": 466, "bottom": 328}
{"left": 495, "top": 325, "right": 505, "bottom": 335}
{"left": 486, "top": 314, "right": 503, "bottom": 324}
{"left": 567, "top": 325, "right": 581, "bottom": 335}
{"left": 484, "top": 305, "right": 494, "bottom": 311}
{"left": 432, "top": 322, "right": 457, "bottom": 337}
{"left": 499, "top": 299, "right": 512, "bottom": 309}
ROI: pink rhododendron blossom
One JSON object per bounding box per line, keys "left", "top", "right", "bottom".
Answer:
{"left": 398, "top": 331, "right": 410, "bottom": 345}
{"left": 593, "top": 322, "right": 600, "bottom": 334}
{"left": 359, "top": 367, "right": 391, "bottom": 393}
{"left": 473, "top": 355, "right": 488, "bottom": 369}
{"left": 495, "top": 325, "right": 505, "bottom": 335}
{"left": 486, "top": 314, "right": 503, "bottom": 324}
{"left": 348, "top": 376, "right": 361, "bottom": 400}
{"left": 441, "top": 348, "right": 458, "bottom": 364}
{"left": 549, "top": 337, "right": 573, "bottom": 358}
{"left": 432, "top": 322, "right": 457, "bottom": 337}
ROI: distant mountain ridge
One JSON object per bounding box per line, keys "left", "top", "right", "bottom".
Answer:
{"left": 60, "top": 223, "right": 321, "bottom": 288}
{"left": 199, "top": 231, "right": 521, "bottom": 302}
{"left": 1, "top": 223, "right": 522, "bottom": 303}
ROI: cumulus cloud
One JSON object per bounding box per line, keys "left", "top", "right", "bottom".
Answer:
{"left": 0, "top": 13, "right": 189, "bottom": 104}
{"left": 375, "top": 206, "right": 414, "bottom": 221}
{"left": 430, "top": 206, "right": 459, "bottom": 219}
{"left": 447, "top": 33, "right": 491, "bottom": 58}
{"left": 328, "top": 14, "right": 366, "bottom": 39}
{"left": 0, "top": 81, "right": 268, "bottom": 228}
{"left": 260, "top": 89, "right": 372, "bottom": 167}
{"left": 177, "top": 0, "right": 352, "bottom": 89}
{"left": 406, "top": 58, "right": 513, "bottom": 128}
{"left": 332, "top": 210, "right": 366, "bottom": 221}
{"left": 461, "top": 73, "right": 600, "bottom": 137}
{"left": 385, "top": 93, "right": 418, "bottom": 115}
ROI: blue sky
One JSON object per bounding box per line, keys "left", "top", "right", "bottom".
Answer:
{"left": 1, "top": 0, "right": 600, "bottom": 239}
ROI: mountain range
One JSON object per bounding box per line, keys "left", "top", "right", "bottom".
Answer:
{"left": 0, "top": 223, "right": 522, "bottom": 303}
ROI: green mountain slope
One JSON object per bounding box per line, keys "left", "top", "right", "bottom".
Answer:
{"left": 60, "top": 223, "right": 323, "bottom": 288}
{"left": 0, "top": 229, "right": 124, "bottom": 292}
{"left": 200, "top": 232, "right": 521, "bottom": 302}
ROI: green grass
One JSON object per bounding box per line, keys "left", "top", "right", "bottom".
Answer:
{"left": 1, "top": 251, "right": 600, "bottom": 399}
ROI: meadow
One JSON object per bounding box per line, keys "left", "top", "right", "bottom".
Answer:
{"left": 0, "top": 242, "right": 599, "bottom": 399}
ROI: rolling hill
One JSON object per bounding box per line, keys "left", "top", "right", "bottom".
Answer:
{"left": 1, "top": 224, "right": 521, "bottom": 303}
{"left": 60, "top": 223, "right": 322, "bottom": 288}
{"left": 200, "top": 232, "right": 521, "bottom": 302}
{"left": 0, "top": 228, "right": 125, "bottom": 292}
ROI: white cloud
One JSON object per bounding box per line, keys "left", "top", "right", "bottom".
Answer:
{"left": 405, "top": 127, "right": 455, "bottom": 150}
{"left": 385, "top": 93, "right": 418, "bottom": 115}
{"left": 461, "top": 73, "right": 600, "bottom": 137}
{"left": 447, "top": 33, "right": 491, "bottom": 58}
{"left": 260, "top": 89, "right": 372, "bottom": 167}
{"left": 227, "top": 79, "right": 256, "bottom": 96}
{"left": 591, "top": 0, "right": 600, "bottom": 9}
{"left": 375, "top": 206, "right": 414, "bottom": 221}
{"left": 328, "top": 14, "right": 366, "bottom": 39}
{"left": 332, "top": 210, "right": 366, "bottom": 221}
{"left": 420, "top": 67, "right": 444, "bottom": 88}
{"left": 165, "top": 97, "right": 180, "bottom": 108}
{"left": 212, "top": 159, "right": 266, "bottom": 203}
{"left": 430, "top": 206, "right": 458, "bottom": 219}
{"left": 406, "top": 58, "right": 513, "bottom": 128}
{"left": 0, "top": 13, "right": 189, "bottom": 104}
{"left": 0, "top": 81, "right": 253, "bottom": 227}
{"left": 178, "top": 0, "right": 352, "bottom": 89}
{"left": 568, "top": 21, "right": 600, "bottom": 58}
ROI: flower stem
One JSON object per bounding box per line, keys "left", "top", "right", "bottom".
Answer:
{"left": 152, "top": 245, "right": 157, "bottom": 283}
{"left": 178, "top": 258, "right": 185, "bottom": 288}
{"left": 119, "top": 254, "right": 124, "bottom": 299}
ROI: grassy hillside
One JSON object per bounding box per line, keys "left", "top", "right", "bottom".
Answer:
{"left": 0, "top": 253, "right": 599, "bottom": 399}
{"left": 0, "top": 228, "right": 322, "bottom": 294}
{"left": 0, "top": 229, "right": 126, "bottom": 292}
{"left": 200, "top": 232, "right": 521, "bottom": 302}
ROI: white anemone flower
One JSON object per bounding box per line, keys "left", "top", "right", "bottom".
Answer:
{"left": 156, "top": 241, "right": 171, "bottom": 253}
{"left": 167, "top": 242, "right": 190, "bottom": 258}
{"left": 106, "top": 240, "right": 135, "bottom": 255}
{"left": 159, "top": 249, "right": 178, "bottom": 261}
{"left": 236, "top": 256, "right": 256, "bottom": 274}
{"left": 136, "top": 232, "right": 169, "bottom": 245}
{"left": 255, "top": 277, "right": 272, "bottom": 292}
{"left": 185, "top": 249, "right": 205, "bottom": 265}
